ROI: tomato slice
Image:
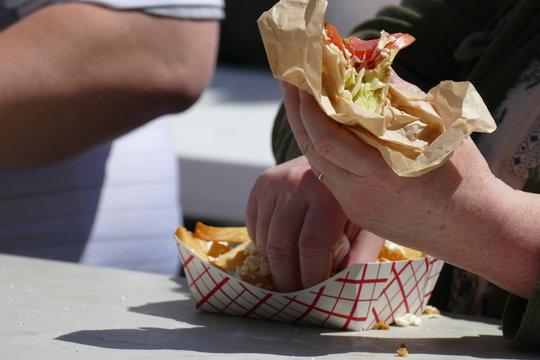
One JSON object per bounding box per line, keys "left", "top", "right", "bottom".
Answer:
{"left": 325, "top": 24, "right": 346, "bottom": 57}
{"left": 345, "top": 32, "right": 415, "bottom": 68}
{"left": 387, "top": 33, "right": 416, "bottom": 50}
{"left": 325, "top": 24, "right": 415, "bottom": 69}
{"left": 345, "top": 37, "right": 379, "bottom": 62}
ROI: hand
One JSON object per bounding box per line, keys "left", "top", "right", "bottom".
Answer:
{"left": 246, "top": 156, "right": 383, "bottom": 292}
{"left": 279, "top": 80, "right": 540, "bottom": 299}
{"left": 280, "top": 79, "right": 495, "bottom": 241}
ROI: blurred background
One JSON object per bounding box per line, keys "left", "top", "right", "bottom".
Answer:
{"left": 169, "top": 0, "right": 400, "bottom": 229}
{"left": 217, "top": 0, "right": 400, "bottom": 69}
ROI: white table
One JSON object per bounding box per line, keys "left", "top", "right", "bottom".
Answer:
{"left": 2, "top": 253, "right": 539, "bottom": 360}
{"left": 169, "top": 66, "right": 282, "bottom": 224}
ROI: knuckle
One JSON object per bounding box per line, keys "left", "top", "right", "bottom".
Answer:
{"left": 298, "top": 234, "right": 332, "bottom": 258}
{"left": 256, "top": 242, "right": 267, "bottom": 257}
{"left": 314, "top": 137, "right": 338, "bottom": 157}
{"left": 256, "top": 168, "right": 276, "bottom": 186}
{"left": 296, "top": 133, "right": 312, "bottom": 155}
{"left": 265, "top": 242, "right": 293, "bottom": 263}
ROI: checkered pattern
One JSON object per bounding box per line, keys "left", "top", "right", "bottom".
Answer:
{"left": 177, "top": 238, "right": 443, "bottom": 331}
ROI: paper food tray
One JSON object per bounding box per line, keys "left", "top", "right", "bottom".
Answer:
{"left": 176, "top": 236, "right": 443, "bottom": 331}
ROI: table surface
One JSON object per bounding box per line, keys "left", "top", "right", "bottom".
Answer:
{"left": 2, "top": 253, "right": 539, "bottom": 360}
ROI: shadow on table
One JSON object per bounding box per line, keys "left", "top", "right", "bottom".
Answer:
{"left": 57, "top": 278, "right": 540, "bottom": 359}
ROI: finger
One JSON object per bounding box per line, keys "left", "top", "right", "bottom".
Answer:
{"left": 341, "top": 230, "right": 386, "bottom": 268}
{"left": 280, "top": 82, "right": 313, "bottom": 158}
{"left": 307, "top": 162, "right": 324, "bottom": 185}
{"left": 304, "top": 145, "right": 355, "bottom": 197}
{"left": 245, "top": 173, "right": 278, "bottom": 257}
{"left": 252, "top": 188, "right": 275, "bottom": 258}
{"left": 298, "top": 197, "right": 347, "bottom": 289}
{"left": 245, "top": 185, "right": 258, "bottom": 244}
{"left": 296, "top": 89, "right": 387, "bottom": 176}
{"left": 265, "top": 198, "right": 307, "bottom": 292}
{"left": 280, "top": 84, "right": 339, "bottom": 191}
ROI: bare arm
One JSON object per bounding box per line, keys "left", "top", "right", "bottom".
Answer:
{"left": 282, "top": 82, "right": 540, "bottom": 299}
{"left": 0, "top": 3, "right": 220, "bottom": 168}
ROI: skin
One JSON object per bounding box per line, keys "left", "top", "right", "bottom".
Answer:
{"left": 246, "top": 72, "right": 425, "bottom": 293}
{"left": 279, "top": 80, "right": 540, "bottom": 299}
{"left": 0, "top": 3, "right": 220, "bottom": 169}
{"left": 246, "top": 155, "right": 383, "bottom": 292}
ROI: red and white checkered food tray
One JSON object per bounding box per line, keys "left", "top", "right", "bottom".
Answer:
{"left": 176, "top": 237, "right": 443, "bottom": 331}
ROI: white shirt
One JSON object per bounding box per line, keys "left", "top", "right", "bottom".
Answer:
{"left": 4, "top": 0, "right": 225, "bottom": 17}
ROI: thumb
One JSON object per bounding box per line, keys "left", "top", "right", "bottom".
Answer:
{"left": 340, "top": 229, "right": 385, "bottom": 269}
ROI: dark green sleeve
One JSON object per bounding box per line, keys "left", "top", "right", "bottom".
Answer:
{"left": 271, "top": 0, "right": 506, "bottom": 164}
{"left": 503, "top": 271, "right": 540, "bottom": 348}
{"left": 272, "top": 103, "right": 302, "bottom": 164}
{"left": 503, "top": 166, "right": 540, "bottom": 349}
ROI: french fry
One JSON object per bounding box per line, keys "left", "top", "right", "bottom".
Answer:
{"left": 377, "top": 240, "right": 425, "bottom": 262}
{"left": 209, "top": 241, "right": 251, "bottom": 269}
{"left": 176, "top": 220, "right": 441, "bottom": 330}
{"left": 177, "top": 223, "right": 427, "bottom": 292}
{"left": 177, "top": 224, "right": 275, "bottom": 290}
{"left": 194, "top": 222, "right": 251, "bottom": 243}
{"left": 175, "top": 226, "right": 210, "bottom": 262}
{"left": 207, "top": 241, "right": 233, "bottom": 258}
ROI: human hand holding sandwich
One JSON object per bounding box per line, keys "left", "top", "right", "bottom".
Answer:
{"left": 280, "top": 79, "right": 540, "bottom": 300}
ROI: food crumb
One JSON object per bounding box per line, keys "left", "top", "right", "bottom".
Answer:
{"left": 423, "top": 305, "right": 440, "bottom": 315}
{"left": 397, "top": 343, "right": 408, "bottom": 357}
{"left": 373, "top": 321, "right": 390, "bottom": 330}
{"left": 422, "top": 305, "right": 443, "bottom": 320}
{"left": 395, "top": 313, "right": 422, "bottom": 327}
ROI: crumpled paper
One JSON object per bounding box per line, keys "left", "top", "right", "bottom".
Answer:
{"left": 257, "top": 0, "right": 496, "bottom": 176}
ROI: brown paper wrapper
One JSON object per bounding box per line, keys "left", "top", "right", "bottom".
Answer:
{"left": 257, "top": 0, "right": 496, "bottom": 177}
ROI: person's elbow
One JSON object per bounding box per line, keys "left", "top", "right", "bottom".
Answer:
{"left": 152, "top": 22, "right": 220, "bottom": 115}
{"left": 163, "top": 58, "right": 216, "bottom": 114}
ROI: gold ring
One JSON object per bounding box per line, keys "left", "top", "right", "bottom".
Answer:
{"left": 318, "top": 173, "right": 324, "bottom": 183}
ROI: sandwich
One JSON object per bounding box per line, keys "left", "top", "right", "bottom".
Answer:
{"left": 258, "top": 0, "right": 496, "bottom": 176}
{"left": 322, "top": 22, "right": 415, "bottom": 115}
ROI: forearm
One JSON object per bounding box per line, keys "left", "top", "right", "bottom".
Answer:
{"left": 495, "top": 190, "right": 540, "bottom": 298}
{"left": 390, "top": 143, "right": 540, "bottom": 299}
{"left": 0, "top": 3, "right": 219, "bottom": 169}
{"left": 436, "top": 182, "right": 539, "bottom": 299}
